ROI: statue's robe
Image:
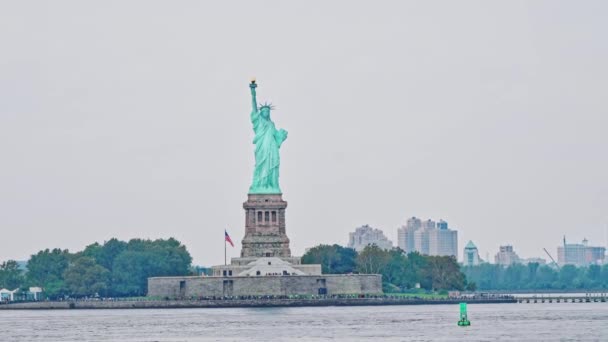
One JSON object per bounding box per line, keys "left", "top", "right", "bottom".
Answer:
{"left": 249, "top": 109, "right": 287, "bottom": 194}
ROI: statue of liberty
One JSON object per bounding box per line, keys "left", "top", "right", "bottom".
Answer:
{"left": 248, "top": 79, "right": 288, "bottom": 194}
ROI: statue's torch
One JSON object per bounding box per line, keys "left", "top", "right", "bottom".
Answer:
{"left": 250, "top": 78, "right": 257, "bottom": 89}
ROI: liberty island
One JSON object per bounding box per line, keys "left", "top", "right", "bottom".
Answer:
{"left": 147, "top": 80, "right": 382, "bottom": 298}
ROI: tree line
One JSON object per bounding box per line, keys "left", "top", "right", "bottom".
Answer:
{"left": 302, "top": 244, "right": 470, "bottom": 292}
{"left": 0, "top": 238, "right": 192, "bottom": 299}
{"left": 7, "top": 240, "right": 603, "bottom": 298}
{"left": 463, "top": 263, "right": 608, "bottom": 291}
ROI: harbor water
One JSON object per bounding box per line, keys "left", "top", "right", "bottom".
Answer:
{"left": 1, "top": 303, "right": 606, "bottom": 341}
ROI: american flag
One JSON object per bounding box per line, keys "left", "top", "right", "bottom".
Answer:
{"left": 225, "top": 230, "right": 234, "bottom": 247}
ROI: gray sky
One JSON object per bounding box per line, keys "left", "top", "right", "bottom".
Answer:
{"left": 1, "top": 1, "right": 607, "bottom": 266}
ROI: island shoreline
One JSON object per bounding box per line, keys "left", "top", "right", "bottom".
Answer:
{"left": 0, "top": 297, "right": 516, "bottom": 310}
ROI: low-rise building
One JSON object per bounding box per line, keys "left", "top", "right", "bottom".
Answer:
{"left": 558, "top": 238, "right": 606, "bottom": 266}
{"left": 348, "top": 224, "right": 393, "bottom": 251}
{"left": 463, "top": 241, "right": 481, "bottom": 266}
{"left": 0, "top": 288, "right": 17, "bottom": 302}
{"left": 0, "top": 287, "right": 43, "bottom": 302}
{"left": 495, "top": 245, "right": 520, "bottom": 266}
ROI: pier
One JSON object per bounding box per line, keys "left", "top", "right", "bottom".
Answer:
{"left": 516, "top": 294, "right": 607, "bottom": 304}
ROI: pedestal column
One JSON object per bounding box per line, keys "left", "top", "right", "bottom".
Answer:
{"left": 241, "top": 194, "right": 291, "bottom": 258}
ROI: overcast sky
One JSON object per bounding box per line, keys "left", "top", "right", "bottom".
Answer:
{"left": 1, "top": 1, "right": 607, "bottom": 265}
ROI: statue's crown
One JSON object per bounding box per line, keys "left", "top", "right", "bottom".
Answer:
{"left": 259, "top": 102, "right": 275, "bottom": 111}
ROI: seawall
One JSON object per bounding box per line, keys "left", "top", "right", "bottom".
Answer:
{"left": 0, "top": 297, "right": 516, "bottom": 310}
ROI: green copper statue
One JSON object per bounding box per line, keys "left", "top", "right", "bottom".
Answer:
{"left": 248, "top": 79, "right": 288, "bottom": 194}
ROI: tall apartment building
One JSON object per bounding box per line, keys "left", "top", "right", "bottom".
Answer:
{"left": 348, "top": 224, "right": 393, "bottom": 252}
{"left": 494, "top": 245, "right": 521, "bottom": 266}
{"left": 396, "top": 217, "right": 458, "bottom": 257}
{"left": 397, "top": 217, "right": 421, "bottom": 253}
{"left": 557, "top": 238, "right": 606, "bottom": 266}
{"left": 429, "top": 225, "right": 458, "bottom": 256}
{"left": 463, "top": 241, "right": 481, "bottom": 266}
{"left": 413, "top": 227, "right": 430, "bottom": 254}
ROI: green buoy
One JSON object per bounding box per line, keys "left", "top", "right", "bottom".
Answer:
{"left": 458, "top": 302, "right": 471, "bottom": 326}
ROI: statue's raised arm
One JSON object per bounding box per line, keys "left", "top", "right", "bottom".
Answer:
{"left": 250, "top": 79, "right": 258, "bottom": 112}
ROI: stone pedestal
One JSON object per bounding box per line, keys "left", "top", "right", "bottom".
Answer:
{"left": 241, "top": 194, "right": 291, "bottom": 258}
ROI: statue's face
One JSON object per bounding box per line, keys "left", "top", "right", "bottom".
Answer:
{"left": 260, "top": 107, "right": 270, "bottom": 119}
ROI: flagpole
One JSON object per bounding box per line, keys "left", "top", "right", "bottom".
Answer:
{"left": 224, "top": 230, "right": 227, "bottom": 266}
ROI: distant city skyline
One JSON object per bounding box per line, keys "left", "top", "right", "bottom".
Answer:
{"left": 345, "top": 222, "right": 604, "bottom": 266}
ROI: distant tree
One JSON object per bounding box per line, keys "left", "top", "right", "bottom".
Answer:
{"left": 356, "top": 245, "right": 390, "bottom": 275}
{"left": 423, "top": 256, "right": 465, "bottom": 291}
{"left": 302, "top": 245, "right": 467, "bottom": 292}
{"left": 402, "top": 252, "right": 428, "bottom": 289}
{"left": 383, "top": 249, "right": 407, "bottom": 289}
{"left": 601, "top": 265, "right": 608, "bottom": 287}
{"left": 586, "top": 265, "right": 601, "bottom": 287}
{"left": 110, "top": 238, "right": 192, "bottom": 296}
{"left": 20, "top": 238, "right": 191, "bottom": 298}
{"left": 526, "top": 262, "right": 540, "bottom": 287}
{"left": 535, "top": 265, "right": 558, "bottom": 288}
{"left": 82, "top": 238, "right": 127, "bottom": 272}
{"left": 503, "top": 264, "right": 526, "bottom": 289}
{"left": 465, "top": 281, "right": 477, "bottom": 292}
{"left": 301, "top": 244, "right": 357, "bottom": 274}
{"left": 26, "top": 248, "right": 70, "bottom": 298}
{"left": 483, "top": 264, "right": 502, "bottom": 289}
{"left": 64, "top": 257, "right": 110, "bottom": 297}
{"left": 462, "top": 262, "right": 608, "bottom": 291}
{"left": 0, "top": 260, "right": 24, "bottom": 289}
{"left": 111, "top": 251, "right": 150, "bottom": 296}
{"left": 559, "top": 265, "right": 579, "bottom": 287}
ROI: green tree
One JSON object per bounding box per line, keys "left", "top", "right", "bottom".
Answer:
{"left": 586, "top": 265, "right": 601, "bottom": 287}
{"left": 526, "top": 262, "right": 540, "bottom": 287}
{"left": 601, "top": 264, "right": 608, "bottom": 287}
{"left": 301, "top": 244, "right": 357, "bottom": 274}
{"left": 559, "top": 265, "right": 579, "bottom": 287}
{"left": 82, "top": 238, "right": 127, "bottom": 272}
{"left": 402, "top": 252, "right": 428, "bottom": 289}
{"left": 423, "top": 256, "right": 465, "bottom": 291}
{"left": 465, "top": 281, "right": 477, "bottom": 291}
{"left": 502, "top": 264, "right": 526, "bottom": 289}
{"left": 26, "top": 248, "right": 70, "bottom": 298}
{"left": 462, "top": 263, "right": 501, "bottom": 290}
{"left": 110, "top": 238, "right": 192, "bottom": 296}
{"left": 462, "top": 262, "right": 608, "bottom": 291}
{"left": 356, "top": 245, "right": 390, "bottom": 275}
{"left": 111, "top": 251, "right": 154, "bottom": 296}
{"left": 535, "top": 265, "right": 558, "bottom": 288}
{"left": 383, "top": 249, "right": 407, "bottom": 288}
{"left": 64, "top": 257, "right": 110, "bottom": 297}
{"left": 0, "top": 260, "right": 24, "bottom": 289}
